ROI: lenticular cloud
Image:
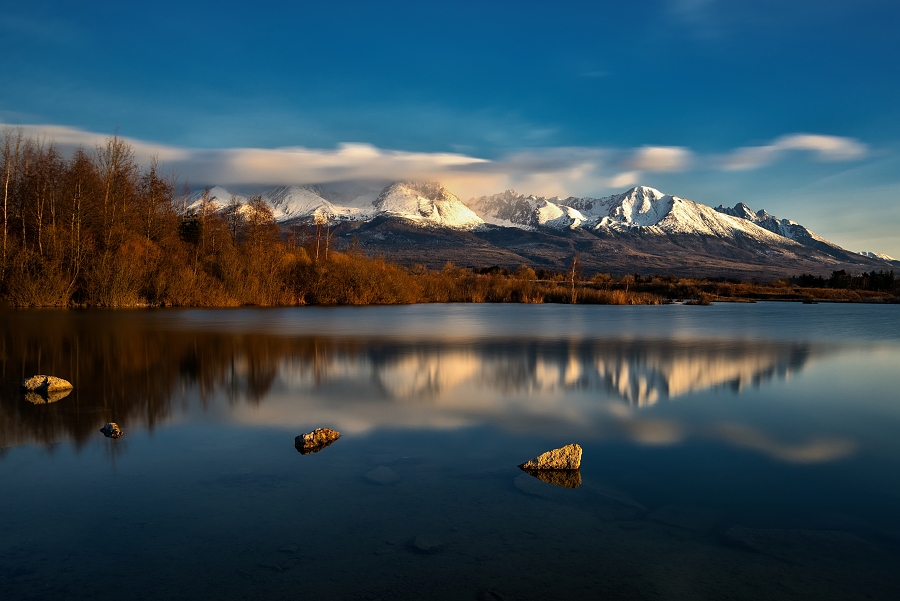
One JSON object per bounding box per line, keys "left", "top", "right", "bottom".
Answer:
{"left": 9, "top": 124, "right": 868, "bottom": 199}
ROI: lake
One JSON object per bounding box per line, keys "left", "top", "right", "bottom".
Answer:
{"left": 1, "top": 303, "right": 899, "bottom": 600}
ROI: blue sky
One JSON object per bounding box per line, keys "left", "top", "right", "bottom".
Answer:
{"left": 3, "top": 0, "right": 900, "bottom": 256}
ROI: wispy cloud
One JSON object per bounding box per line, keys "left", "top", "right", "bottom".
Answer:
{"left": 628, "top": 146, "right": 693, "bottom": 172}
{"left": 721, "top": 134, "right": 868, "bottom": 170}
{"left": 10, "top": 124, "right": 871, "bottom": 199}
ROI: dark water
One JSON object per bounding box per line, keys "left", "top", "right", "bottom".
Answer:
{"left": 1, "top": 304, "right": 899, "bottom": 600}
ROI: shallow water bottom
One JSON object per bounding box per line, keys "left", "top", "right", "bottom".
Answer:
{"left": 3, "top": 426, "right": 898, "bottom": 601}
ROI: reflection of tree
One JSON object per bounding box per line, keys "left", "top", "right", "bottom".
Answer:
{"left": 0, "top": 312, "right": 323, "bottom": 449}
{"left": 0, "top": 310, "right": 829, "bottom": 450}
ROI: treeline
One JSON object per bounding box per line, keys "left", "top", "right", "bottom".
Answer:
{"left": 2, "top": 130, "right": 897, "bottom": 307}
{"left": 791, "top": 270, "right": 897, "bottom": 292}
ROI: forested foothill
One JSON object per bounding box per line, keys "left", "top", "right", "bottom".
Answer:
{"left": 1, "top": 131, "right": 897, "bottom": 307}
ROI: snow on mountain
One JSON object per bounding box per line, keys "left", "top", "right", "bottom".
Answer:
{"left": 715, "top": 202, "right": 831, "bottom": 245}
{"left": 712, "top": 201, "right": 871, "bottom": 262}
{"left": 859, "top": 251, "right": 897, "bottom": 263}
{"left": 184, "top": 186, "right": 245, "bottom": 213}
{"left": 373, "top": 181, "right": 484, "bottom": 230}
{"left": 467, "top": 190, "right": 590, "bottom": 230}
{"left": 467, "top": 185, "right": 795, "bottom": 244}
{"left": 183, "top": 182, "right": 882, "bottom": 267}
{"left": 186, "top": 181, "right": 482, "bottom": 230}
{"left": 266, "top": 185, "right": 377, "bottom": 223}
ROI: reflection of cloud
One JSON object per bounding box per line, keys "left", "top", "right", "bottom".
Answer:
{"left": 623, "top": 419, "right": 686, "bottom": 445}
{"left": 712, "top": 423, "right": 857, "bottom": 463}
{"left": 722, "top": 134, "right": 867, "bottom": 171}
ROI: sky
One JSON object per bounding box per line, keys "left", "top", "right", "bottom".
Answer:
{"left": 3, "top": 0, "right": 900, "bottom": 256}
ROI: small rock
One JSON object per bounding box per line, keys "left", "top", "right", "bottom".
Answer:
{"left": 408, "top": 535, "right": 446, "bottom": 555}
{"left": 21, "top": 375, "right": 73, "bottom": 394}
{"left": 478, "top": 591, "right": 508, "bottom": 601}
{"left": 100, "top": 423, "right": 123, "bottom": 439}
{"left": 365, "top": 465, "right": 400, "bottom": 485}
{"left": 518, "top": 443, "right": 582, "bottom": 470}
{"left": 294, "top": 427, "right": 341, "bottom": 454}
{"left": 278, "top": 544, "right": 298, "bottom": 553}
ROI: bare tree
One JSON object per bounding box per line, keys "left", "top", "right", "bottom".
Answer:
{"left": 95, "top": 134, "right": 137, "bottom": 247}
{"left": 1, "top": 127, "right": 23, "bottom": 272}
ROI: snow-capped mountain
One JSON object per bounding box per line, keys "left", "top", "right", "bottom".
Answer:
{"left": 714, "top": 202, "right": 819, "bottom": 242}
{"left": 373, "top": 181, "right": 484, "bottom": 229}
{"left": 266, "top": 185, "right": 381, "bottom": 223}
{"left": 468, "top": 186, "right": 796, "bottom": 245}
{"left": 185, "top": 181, "right": 482, "bottom": 230}
{"left": 714, "top": 202, "right": 900, "bottom": 266}
{"left": 182, "top": 181, "right": 892, "bottom": 276}
{"left": 184, "top": 186, "right": 245, "bottom": 213}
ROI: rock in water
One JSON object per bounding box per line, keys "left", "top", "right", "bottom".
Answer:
{"left": 365, "top": 465, "right": 401, "bottom": 485}
{"left": 294, "top": 427, "right": 341, "bottom": 454}
{"left": 518, "top": 443, "right": 582, "bottom": 470}
{"left": 21, "top": 375, "right": 73, "bottom": 394}
{"left": 408, "top": 535, "right": 446, "bottom": 554}
{"left": 100, "top": 423, "right": 123, "bottom": 439}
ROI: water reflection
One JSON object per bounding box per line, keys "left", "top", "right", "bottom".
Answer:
{"left": 23, "top": 389, "right": 71, "bottom": 404}
{"left": 0, "top": 310, "right": 834, "bottom": 452}
{"left": 519, "top": 468, "right": 583, "bottom": 489}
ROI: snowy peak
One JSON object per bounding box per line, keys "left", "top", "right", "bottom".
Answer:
{"left": 265, "top": 185, "right": 377, "bottom": 223}
{"left": 468, "top": 190, "right": 569, "bottom": 229}
{"left": 605, "top": 186, "right": 673, "bottom": 227}
{"left": 374, "top": 181, "right": 484, "bottom": 229}
{"left": 713, "top": 201, "right": 854, "bottom": 257}
{"left": 184, "top": 186, "right": 245, "bottom": 213}
{"left": 467, "top": 184, "right": 808, "bottom": 246}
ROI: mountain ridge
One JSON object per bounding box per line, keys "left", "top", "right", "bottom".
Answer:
{"left": 182, "top": 182, "right": 897, "bottom": 277}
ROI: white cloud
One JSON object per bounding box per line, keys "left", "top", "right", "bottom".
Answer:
{"left": 13, "top": 124, "right": 190, "bottom": 164}
{"left": 8, "top": 124, "right": 873, "bottom": 200}
{"left": 722, "top": 133, "right": 867, "bottom": 170}
{"left": 628, "top": 146, "right": 693, "bottom": 172}
{"left": 608, "top": 171, "right": 640, "bottom": 188}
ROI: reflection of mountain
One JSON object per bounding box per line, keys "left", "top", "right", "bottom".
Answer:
{"left": 0, "top": 311, "right": 827, "bottom": 450}
{"left": 307, "top": 340, "right": 815, "bottom": 407}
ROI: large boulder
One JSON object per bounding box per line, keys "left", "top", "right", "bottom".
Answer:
{"left": 294, "top": 427, "right": 341, "bottom": 454}
{"left": 518, "top": 443, "right": 582, "bottom": 470}
{"left": 21, "top": 375, "right": 73, "bottom": 394}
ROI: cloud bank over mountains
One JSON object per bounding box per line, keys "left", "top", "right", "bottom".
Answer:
{"left": 14, "top": 124, "right": 868, "bottom": 200}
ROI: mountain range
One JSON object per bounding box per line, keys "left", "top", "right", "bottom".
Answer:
{"left": 185, "top": 182, "right": 898, "bottom": 277}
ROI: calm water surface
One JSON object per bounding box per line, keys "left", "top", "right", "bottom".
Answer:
{"left": 1, "top": 303, "right": 899, "bottom": 600}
